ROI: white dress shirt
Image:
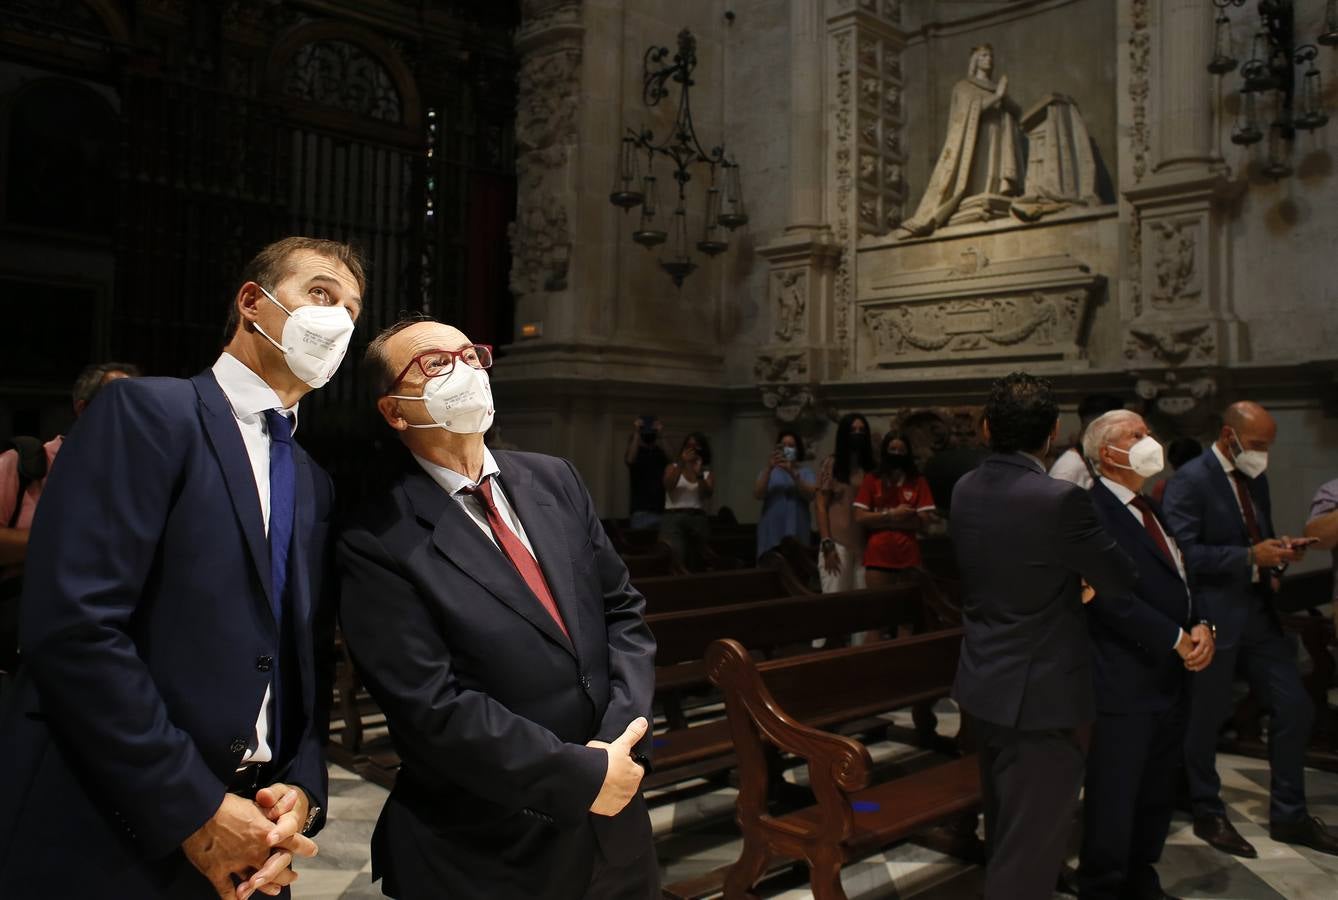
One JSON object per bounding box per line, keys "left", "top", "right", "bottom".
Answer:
{"left": 212, "top": 352, "right": 299, "bottom": 765}
{"left": 1050, "top": 447, "right": 1094, "bottom": 489}
{"left": 1211, "top": 442, "right": 1261, "bottom": 582}
{"left": 414, "top": 447, "right": 538, "bottom": 559}
{"left": 1099, "top": 476, "right": 1191, "bottom": 647}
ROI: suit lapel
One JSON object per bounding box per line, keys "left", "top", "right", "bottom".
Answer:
{"left": 406, "top": 466, "right": 577, "bottom": 658}
{"left": 1093, "top": 482, "right": 1180, "bottom": 579}
{"left": 191, "top": 371, "right": 272, "bottom": 610}
{"left": 494, "top": 459, "right": 584, "bottom": 660}
{"left": 1205, "top": 456, "right": 1254, "bottom": 544}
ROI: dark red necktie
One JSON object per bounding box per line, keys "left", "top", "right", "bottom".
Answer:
{"left": 463, "top": 476, "right": 570, "bottom": 640}
{"left": 1230, "top": 471, "right": 1264, "bottom": 543}
{"left": 1129, "top": 494, "right": 1175, "bottom": 568}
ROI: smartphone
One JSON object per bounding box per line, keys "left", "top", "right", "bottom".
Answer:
{"left": 1286, "top": 537, "right": 1320, "bottom": 549}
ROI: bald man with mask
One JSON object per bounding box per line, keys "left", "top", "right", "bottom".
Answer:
{"left": 1162, "top": 401, "right": 1337, "bottom": 858}
{"left": 337, "top": 318, "right": 658, "bottom": 899}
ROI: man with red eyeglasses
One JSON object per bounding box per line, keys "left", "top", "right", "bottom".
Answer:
{"left": 338, "top": 318, "right": 658, "bottom": 900}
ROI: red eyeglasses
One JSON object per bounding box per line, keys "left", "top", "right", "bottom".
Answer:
{"left": 386, "top": 344, "right": 493, "bottom": 394}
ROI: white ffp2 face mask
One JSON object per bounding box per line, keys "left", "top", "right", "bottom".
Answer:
{"left": 254, "top": 286, "right": 355, "bottom": 389}
{"left": 1228, "top": 428, "right": 1269, "bottom": 478}
{"left": 389, "top": 363, "right": 495, "bottom": 434}
{"left": 1107, "top": 435, "right": 1164, "bottom": 478}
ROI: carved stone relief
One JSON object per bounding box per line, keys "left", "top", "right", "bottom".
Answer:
{"left": 1123, "top": 323, "right": 1216, "bottom": 367}
{"left": 773, "top": 270, "right": 808, "bottom": 342}
{"left": 284, "top": 40, "right": 403, "bottom": 122}
{"left": 1149, "top": 219, "right": 1201, "bottom": 308}
{"left": 864, "top": 291, "right": 1086, "bottom": 363}
{"left": 508, "top": 194, "right": 570, "bottom": 294}
{"left": 510, "top": 36, "right": 581, "bottom": 296}
{"left": 760, "top": 383, "right": 815, "bottom": 423}
{"left": 1129, "top": 0, "right": 1151, "bottom": 183}
{"left": 754, "top": 352, "right": 809, "bottom": 383}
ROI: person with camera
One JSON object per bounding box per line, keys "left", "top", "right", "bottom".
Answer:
{"left": 754, "top": 429, "right": 817, "bottom": 560}
{"left": 624, "top": 416, "right": 669, "bottom": 532}
{"left": 660, "top": 433, "right": 714, "bottom": 571}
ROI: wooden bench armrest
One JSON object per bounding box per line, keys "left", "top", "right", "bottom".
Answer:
{"left": 707, "top": 638, "right": 872, "bottom": 843}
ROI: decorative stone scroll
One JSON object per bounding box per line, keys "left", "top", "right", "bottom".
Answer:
{"left": 858, "top": 253, "right": 1103, "bottom": 367}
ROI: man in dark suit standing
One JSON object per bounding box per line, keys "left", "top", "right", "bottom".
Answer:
{"left": 0, "top": 238, "right": 364, "bottom": 898}
{"left": 1078, "top": 410, "right": 1215, "bottom": 900}
{"left": 338, "top": 318, "right": 658, "bottom": 900}
{"left": 951, "top": 373, "right": 1138, "bottom": 900}
{"left": 1162, "top": 401, "right": 1338, "bottom": 857}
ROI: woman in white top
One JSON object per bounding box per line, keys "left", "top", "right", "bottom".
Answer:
{"left": 659, "top": 432, "right": 714, "bottom": 571}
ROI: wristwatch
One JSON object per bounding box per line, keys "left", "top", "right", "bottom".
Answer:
{"left": 820, "top": 538, "right": 836, "bottom": 553}
{"left": 1196, "top": 617, "right": 1216, "bottom": 639}
{"left": 302, "top": 804, "right": 322, "bottom": 836}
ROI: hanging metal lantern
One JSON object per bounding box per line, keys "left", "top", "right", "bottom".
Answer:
{"left": 1319, "top": 0, "right": 1338, "bottom": 46}
{"left": 717, "top": 162, "right": 749, "bottom": 230}
{"left": 659, "top": 206, "right": 697, "bottom": 287}
{"left": 609, "top": 137, "right": 644, "bottom": 209}
{"left": 632, "top": 174, "right": 667, "bottom": 247}
{"left": 1294, "top": 46, "right": 1329, "bottom": 129}
{"left": 1209, "top": 12, "right": 1239, "bottom": 73}
{"left": 1231, "top": 87, "right": 1265, "bottom": 144}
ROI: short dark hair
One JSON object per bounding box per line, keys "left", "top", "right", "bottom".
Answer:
{"left": 364, "top": 314, "right": 435, "bottom": 395}
{"left": 984, "top": 372, "right": 1059, "bottom": 454}
{"left": 72, "top": 361, "right": 141, "bottom": 409}
{"left": 224, "top": 237, "right": 368, "bottom": 344}
{"left": 1078, "top": 393, "right": 1126, "bottom": 426}
{"left": 776, "top": 428, "right": 806, "bottom": 462}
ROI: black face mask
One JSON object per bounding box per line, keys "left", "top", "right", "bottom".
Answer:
{"left": 883, "top": 453, "right": 912, "bottom": 471}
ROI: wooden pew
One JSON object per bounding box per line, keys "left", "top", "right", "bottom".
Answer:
{"left": 636, "top": 565, "right": 812, "bottom": 616}
{"left": 662, "top": 632, "right": 980, "bottom": 900}
{"left": 620, "top": 541, "right": 683, "bottom": 578}
{"left": 646, "top": 579, "right": 958, "bottom": 790}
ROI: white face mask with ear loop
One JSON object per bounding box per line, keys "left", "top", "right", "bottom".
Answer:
{"left": 388, "top": 362, "right": 496, "bottom": 435}
{"left": 1228, "top": 428, "right": 1269, "bottom": 478}
{"left": 1106, "top": 435, "right": 1165, "bottom": 478}
{"left": 252, "top": 285, "right": 355, "bottom": 389}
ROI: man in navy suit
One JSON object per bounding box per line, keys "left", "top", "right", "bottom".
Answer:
{"left": 952, "top": 373, "right": 1138, "bottom": 900}
{"left": 1078, "top": 410, "right": 1215, "bottom": 900}
{"left": 338, "top": 318, "right": 658, "bottom": 899}
{"left": 1163, "top": 400, "right": 1338, "bottom": 857}
{"left": 0, "top": 238, "right": 364, "bottom": 898}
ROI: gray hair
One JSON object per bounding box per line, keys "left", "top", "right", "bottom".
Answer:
{"left": 1082, "top": 409, "right": 1143, "bottom": 466}
{"left": 72, "top": 361, "right": 141, "bottom": 409}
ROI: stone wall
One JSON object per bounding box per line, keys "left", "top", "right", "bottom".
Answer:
{"left": 498, "top": 0, "right": 1338, "bottom": 551}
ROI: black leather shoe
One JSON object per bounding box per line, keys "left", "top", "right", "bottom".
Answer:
{"left": 1270, "top": 816, "right": 1338, "bottom": 856}
{"left": 1193, "top": 813, "right": 1258, "bottom": 858}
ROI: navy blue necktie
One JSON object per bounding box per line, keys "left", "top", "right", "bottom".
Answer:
{"left": 264, "top": 408, "right": 295, "bottom": 758}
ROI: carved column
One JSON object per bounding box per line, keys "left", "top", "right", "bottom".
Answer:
{"left": 787, "top": 0, "right": 827, "bottom": 232}
{"left": 1119, "top": 0, "right": 1240, "bottom": 429}
{"left": 1155, "top": 0, "right": 1219, "bottom": 171}
{"left": 509, "top": 1, "right": 583, "bottom": 319}
{"left": 823, "top": 0, "right": 906, "bottom": 376}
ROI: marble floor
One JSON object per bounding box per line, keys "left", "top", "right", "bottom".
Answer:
{"left": 294, "top": 715, "right": 1338, "bottom": 900}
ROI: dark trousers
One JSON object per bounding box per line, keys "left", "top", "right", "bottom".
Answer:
{"left": 970, "top": 714, "right": 1085, "bottom": 900}
{"left": 1184, "top": 601, "right": 1313, "bottom": 824}
{"left": 1078, "top": 699, "right": 1185, "bottom": 900}
{"left": 584, "top": 844, "right": 660, "bottom": 900}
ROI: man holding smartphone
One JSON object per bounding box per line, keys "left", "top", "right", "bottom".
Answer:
{"left": 1162, "top": 401, "right": 1338, "bottom": 858}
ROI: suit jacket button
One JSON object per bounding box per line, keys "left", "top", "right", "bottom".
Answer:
{"left": 579, "top": 673, "right": 591, "bottom": 689}
{"left": 229, "top": 738, "right": 248, "bottom": 754}
{"left": 256, "top": 655, "right": 273, "bottom": 672}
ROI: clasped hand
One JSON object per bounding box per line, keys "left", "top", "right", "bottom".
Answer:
{"left": 182, "top": 783, "right": 317, "bottom": 899}
{"left": 1175, "top": 623, "right": 1215, "bottom": 672}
